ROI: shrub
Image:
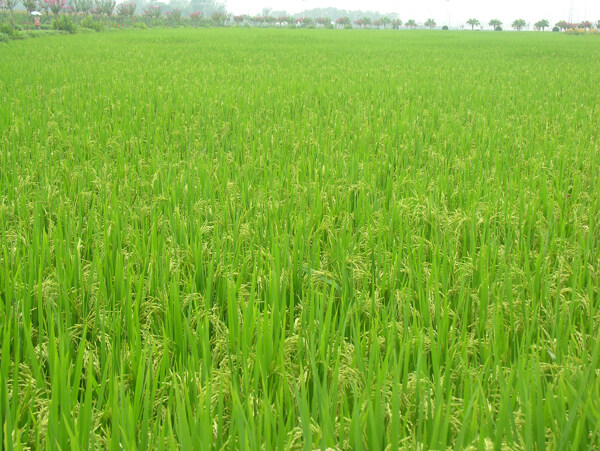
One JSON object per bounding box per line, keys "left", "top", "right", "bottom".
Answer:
{"left": 52, "top": 14, "right": 77, "bottom": 33}
{"left": 0, "top": 23, "right": 22, "bottom": 39}
{"left": 0, "top": 32, "right": 9, "bottom": 43}
{"left": 133, "top": 21, "right": 146, "bottom": 29}
{"left": 442, "top": 25, "right": 449, "bottom": 30}
{"left": 552, "top": 26, "right": 560, "bottom": 32}
{"left": 495, "top": 26, "right": 502, "bottom": 31}
{"left": 80, "top": 15, "right": 103, "bottom": 31}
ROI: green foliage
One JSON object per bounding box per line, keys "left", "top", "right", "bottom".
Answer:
{"left": 1, "top": 29, "right": 599, "bottom": 450}
{"left": 0, "top": 32, "right": 9, "bottom": 42}
{"left": 0, "top": 22, "right": 22, "bottom": 38}
{"left": 466, "top": 18, "right": 480, "bottom": 30}
{"left": 552, "top": 26, "right": 560, "bottom": 32}
{"left": 22, "top": 0, "right": 38, "bottom": 13}
{"left": 442, "top": 25, "right": 449, "bottom": 30}
{"left": 132, "top": 20, "right": 146, "bottom": 29}
{"left": 52, "top": 14, "right": 77, "bottom": 33}
{"left": 70, "top": 0, "right": 93, "bottom": 14}
{"left": 489, "top": 19, "right": 502, "bottom": 30}
{"left": 534, "top": 19, "right": 550, "bottom": 31}
{"left": 94, "top": 0, "right": 115, "bottom": 16}
{"left": 512, "top": 18, "right": 527, "bottom": 31}
{"left": 80, "top": 15, "right": 104, "bottom": 31}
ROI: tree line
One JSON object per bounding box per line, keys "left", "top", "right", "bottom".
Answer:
{"left": 1, "top": 0, "right": 599, "bottom": 35}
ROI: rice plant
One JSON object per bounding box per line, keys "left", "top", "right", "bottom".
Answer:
{"left": 1, "top": 28, "right": 599, "bottom": 449}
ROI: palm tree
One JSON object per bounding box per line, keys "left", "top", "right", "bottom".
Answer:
{"left": 555, "top": 20, "right": 569, "bottom": 31}
{"left": 512, "top": 19, "right": 526, "bottom": 31}
{"left": 406, "top": 19, "right": 417, "bottom": 29}
{"left": 534, "top": 19, "right": 549, "bottom": 31}
{"left": 489, "top": 19, "right": 502, "bottom": 30}
{"left": 381, "top": 16, "right": 391, "bottom": 28}
{"left": 466, "top": 18, "right": 480, "bottom": 30}
{"left": 424, "top": 18, "right": 436, "bottom": 29}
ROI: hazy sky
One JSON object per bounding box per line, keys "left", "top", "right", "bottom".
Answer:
{"left": 225, "top": 0, "right": 599, "bottom": 27}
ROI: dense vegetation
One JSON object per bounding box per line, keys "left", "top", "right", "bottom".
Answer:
{"left": 1, "top": 29, "right": 600, "bottom": 449}
{"left": 1, "top": 2, "right": 599, "bottom": 41}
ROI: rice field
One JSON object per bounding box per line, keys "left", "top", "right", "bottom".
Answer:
{"left": 1, "top": 28, "right": 600, "bottom": 449}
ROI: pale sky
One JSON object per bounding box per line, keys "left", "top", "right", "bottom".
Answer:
{"left": 225, "top": 0, "right": 599, "bottom": 27}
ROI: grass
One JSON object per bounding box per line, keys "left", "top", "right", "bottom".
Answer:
{"left": 1, "top": 28, "right": 599, "bottom": 449}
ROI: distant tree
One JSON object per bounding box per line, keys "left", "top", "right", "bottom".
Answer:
{"left": 335, "top": 16, "right": 349, "bottom": 28}
{"left": 116, "top": 0, "right": 135, "bottom": 17}
{"left": 534, "top": 19, "right": 549, "bottom": 31}
{"left": 2, "top": 0, "right": 18, "bottom": 15}
{"left": 188, "top": 0, "right": 225, "bottom": 18}
{"left": 373, "top": 18, "right": 383, "bottom": 28}
{"left": 95, "top": 0, "right": 115, "bottom": 16}
{"left": 381, "top": 16, "right": 390, "bottom": 28}
{"left": 44, "top": 0, "right": 66, "bottom": 17}
{"left": 424, "top": 18, "right": 436, "bottom": 29}
{"left": 512, "top": 19, "right": 526, "bottom": 31}
{"left": 579, "top": 20, "right": 593, "bottom": 29}
{"left": 488, "top": 19, "right": 502, "bottom": 30}
{"left": 276, "top": 16, "right": 290, "bottom": 26}
{"left": 71, "top": 0, "right": 93, "bottom": 14}
{"left": 361, "top": 16, "right": 371, "bottom": 28}
{"left": 165, "top": 8, "right": 182, "bottom": 23}
{"left": 301, "top": 17, "right": 314, "bottom": 27}
{"left": 315, "top": 17, "right": 330, "bottom": 27}
{"left": 143, "top": 4, "right": 160, "bottom": 18}
{"left": 555, "top": 20, "right": 569, "bottom": 31}
{"left": 466, "top": 18, "right": 480, "bottom": 30}
{"left": 210, "top": 10, "right": 228, "bottom": 25}
{"left": 23, "top": 0, "right": 39, "bottom": 14}
{"left": 405, "top": 19, "right": 417, "bottom": 29}
{"left": 391, "top": 18, "right": 402, "bottom": 29}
